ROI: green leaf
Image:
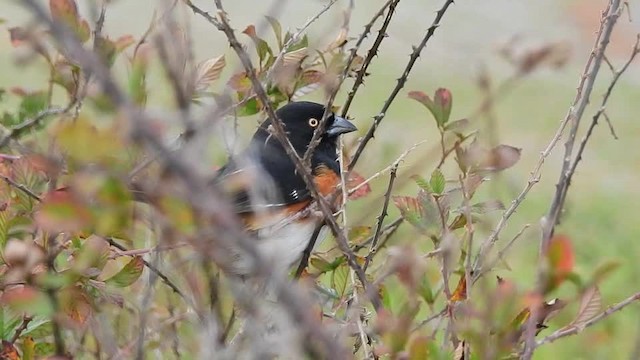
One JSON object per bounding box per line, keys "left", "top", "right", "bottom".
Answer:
{"left": 22, "top": 336, "right": 35, "bottom": 360}
{"left": 411, "top": 174, "right": 432, "bottom": 192}
{"left": 310, "top": 256, "right": 334, "bottom": 272}
{"left": 265, "top": 16, "right": 283, "bottom": 49}
{"left": 409, "top": 335, "right": 430, "bottom": 360}
{"left": 348, "top": 226, "right": 371, "bottom": 246}
{"left": 105, "top": 256, "right": 144, "bottom": 287}
{"left": 20, "top": 316, "right": 52, "bottom": 339}
{"left": 444, "top": 118, "right": 469, "bottom": 133}
{"left": 34, "top": 342, "right": 55, "bottom": 357}
{"left": 242, "top": 25, "right": 273, "bottom": 65}
{"left": 236, "top": 97, "right": 260, "bottom": 117}
{"left": 429, "top": 169, "right": 445, "bottom": 194}
{"left": 129, "top": 60, "right": 148, "bottom": 106}
{"left": 418, "top": 275, "right": 435, "bottom": 305}
{"left": 18, "top": 92, "right": 47, "bottom": 123}
{"left": 0, "top": 308, "right": 21, "bottom": 339}
{"left": 73, "top": 235, "right": 110, "bottom": 275}
{"left": 331, "top": 263, "right": 349, "bottom": 298}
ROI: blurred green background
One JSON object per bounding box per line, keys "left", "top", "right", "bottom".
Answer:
{"left": 2, "top": 0, "right": 640, "bottom": 358}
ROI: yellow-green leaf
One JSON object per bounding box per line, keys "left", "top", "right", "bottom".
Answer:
{"left": 105, "top": 256, "right": 144, "bottom": 287}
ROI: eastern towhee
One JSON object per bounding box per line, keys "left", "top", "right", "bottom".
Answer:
{"left": 216, "top": 101, "right": 357, "bottom": 275}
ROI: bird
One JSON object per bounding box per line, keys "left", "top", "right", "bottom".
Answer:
{"left": 215, "top": 101, "right": 357, "bottom": 276}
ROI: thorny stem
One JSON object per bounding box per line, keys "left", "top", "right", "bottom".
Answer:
{"left": 535, "top": 291, "right": 640, "bottom": 348}
{"left": 340, "top": 0, "right": 400, "bottom": 118}
{"left": 348, "top": 0, "right": 456, "bottom": 171}
{"left": 363, "top": 163, "right": 398, "bottom": 272}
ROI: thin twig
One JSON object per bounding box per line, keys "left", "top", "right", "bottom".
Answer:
{"left": 10, "top": 315, "right": 33, "bottom": 343}
{"left": 348, "top": 0, "right": 455, "bottom": 171}
{"left": 352, "top": 217, "right": 403, "bottom": 252}
{"left": 266, "top": 0, "right": 339, "bottom": 83}
{"left": 540, "top": 0, "right": 623, "bottom": 251}
{"left": 0, "top": 107, "right": 68, "bottom": 148}
{"left": 473, "top": 224, "right": 529, "bottom": 283}
{"left": 107, "top": 238, "right": 186, "bottom": 298}
{"left": 0, "top": 174, "right": 42, "bottom": 201}
{"left": 363, "top": 163, "right": 398, "bottom": 272}
{"left": 535, "top": 290, "right": 640, "bottom": 348}
{"left": 294, "top": 223, "right": 324, "bottom": 278}
{"left": 340, "top": 0, "right": 400, "bottom": 117}
{"left": 566, "top": 33, "right": 639, "bottom": 193}
{"left": 348, "top": 140, "right": 427, "bottom": 197}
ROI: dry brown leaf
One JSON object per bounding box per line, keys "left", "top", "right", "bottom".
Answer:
{"left": 194, "top": 55, "right": 226, "bottom": 91}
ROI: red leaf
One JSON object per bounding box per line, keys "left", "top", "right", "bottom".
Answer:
{"left": 450, "top": 274, "right": 467, "bottom": 302}
{"left": 547, "top": 234, "right": 574, "bottom": 285}
{"left": 434, "top": 88, "right": 452, "bottom": 123}
{"left": 347, "top": 171, "right": 371, "bottom": 200}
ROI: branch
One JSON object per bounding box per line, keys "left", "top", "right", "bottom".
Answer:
{"left": 0, "top": 107, "right": 69, "bottom": 148}
{"left": 472, "top": 1, "right": 625, "bottom": 274}
{"left": 347, "top": 0, "right": 455, "bottom": 171}
{"left": 10, "top": 315, "right": 33, "bottom": 343}
{"left": 535, "top": 291, "right": 640, "bottom": 348}
{"left": 340, "top": 0, "right": 400, "bottom": 117}
{"left": 303, "top": 0, "right": 398, "bottom": 167}
{"left": 522, "top": 2, "right": 624, "bottom": 358}
{"left": 540, "top": 0, "right": 623, "bottom": 251}
{"left": 566, "top": 33, "right": 639, "bottom": 199}
{"left": 363, "top": 163, "right": 398, "bottom": 272}
{"left": 0, "top": 174, "right": 42, "bottom": 202}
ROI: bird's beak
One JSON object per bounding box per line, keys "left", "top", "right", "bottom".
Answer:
{"left": 326, "top": 116, "right": 357, "bottom": 137}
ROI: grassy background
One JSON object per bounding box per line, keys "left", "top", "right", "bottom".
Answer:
{"left": 2, "top": 0, "right": 640, "bottom": 358}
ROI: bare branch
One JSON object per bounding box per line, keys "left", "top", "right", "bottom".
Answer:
{"left": 535, "top": 290, "right": 640, "bottom": 348}
{"left": 363, "top": 163, "right": 398, "bottom": 272}
{"left": 340, "top": 0, "right": 400, "bottom": 117}
{"left": 348, "top": 0, "right": 455, "bottom": 171}
{"left": 540, "top": 0, "right": 623, "bottom": 251}
{"left": 522, "top": 2, "right": 624, "bottom": 358}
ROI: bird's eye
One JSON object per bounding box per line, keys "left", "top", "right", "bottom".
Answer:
{"left": 308, "top": 118, "right": 319, "bottom": 127}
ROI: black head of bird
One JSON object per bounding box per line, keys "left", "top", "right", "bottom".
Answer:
{"left": 252, "top": 101, "right": 357, "bottom": 157}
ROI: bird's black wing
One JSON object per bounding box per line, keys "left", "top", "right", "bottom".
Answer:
{"left": 213, "top": 148, "right": 312, "bottom": 214}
